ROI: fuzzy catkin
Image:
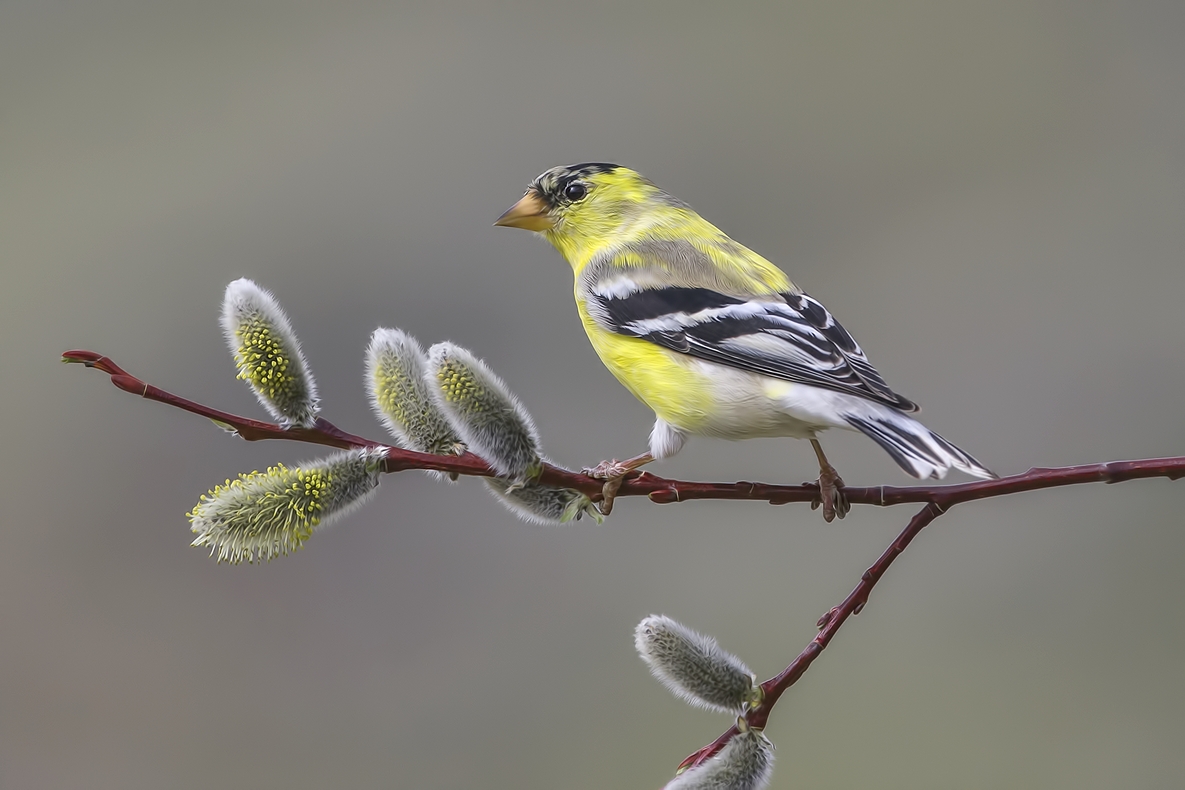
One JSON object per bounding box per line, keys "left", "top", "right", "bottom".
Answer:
{"left": 189, "top": 447, "right": 385, "bottom": 564}
{"left": 664, "top": 728, "right": 774, "bottom": 790}
{"left": 482, "top": 472, "right": 603, "bottom": 525}
{"left": 366, "top": 328, "right": 463, "bottom": 480}
{"left": 636, "top": 615, "right": 756, "bottom": 714}
{"left": 221, "top": 278, "right": 319, "bottom": 427}
{"left": 426, "top": 342, "right": 541, "bottom": 482}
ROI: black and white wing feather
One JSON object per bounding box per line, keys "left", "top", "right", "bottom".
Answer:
{"left": 589, "top": 285, "right": 919, "bottom": 412}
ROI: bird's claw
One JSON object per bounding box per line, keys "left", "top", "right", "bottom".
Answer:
{"left": 810, "top": 467, "right": 849, "bottom": 523}
{"left": 596, "top": 475, "right": 625, "bottom": 516}
{"left": 584, "top": 460, "right": 628, "bottom": 515}
{"left": 582, "top": 459, "right": 632, "bottom": 479}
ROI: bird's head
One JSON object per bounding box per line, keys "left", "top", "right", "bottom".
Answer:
{"left": 495, "top": 163, "right": 680, "bottom": 264}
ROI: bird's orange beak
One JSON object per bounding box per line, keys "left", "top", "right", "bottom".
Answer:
{"left": 494, "top": 191, "right": 554, "bottom": 231}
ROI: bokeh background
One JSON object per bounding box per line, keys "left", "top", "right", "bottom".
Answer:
{"left": 3, "top": 2, "right": 1184, "bottom": 788}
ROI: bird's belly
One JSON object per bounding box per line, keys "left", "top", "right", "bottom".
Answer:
{"left": 693, "top": 366, "right": 826, "bottom": 440}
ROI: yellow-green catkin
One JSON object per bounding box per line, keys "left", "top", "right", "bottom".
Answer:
{"left": 426, "top": 342, "right": 541, "bottom": 484}
{"left": 666, "top": 726, "right": 774, "bottom": 790}
{"left": 221, "top": 278, "right": 319, "bottom": 428}
{"left": 188, "top": 447, "right": 386, "bottom": 564}
{"left": 365, "top": 328, "right": 463, "bottom": 480}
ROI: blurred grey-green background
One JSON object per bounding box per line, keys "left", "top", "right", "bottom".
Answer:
{"left": 3, "top": 2, "right": 1184, "bottom": 788}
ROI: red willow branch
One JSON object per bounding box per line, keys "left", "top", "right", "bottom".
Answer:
{"left": 63, "top": 349, "right": 1185, "bottom": 780}
{"left": 62, "top": 349, "right": 1185, "bottom": 505}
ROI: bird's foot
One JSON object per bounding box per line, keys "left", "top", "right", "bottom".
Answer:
{"left": 582, "top": 453, "right": 654, "bottom": 516}
{"left": 595, "top": 475, "right": 625, "bottom": 516}
{"left": 583, "top": 461, "right": 629, "bottom": 516}
{"left": 582, "top": 458, "right": 633, "bottom": 479}
{"left": 808, "top": 466, "right": 849, "bottom": 523}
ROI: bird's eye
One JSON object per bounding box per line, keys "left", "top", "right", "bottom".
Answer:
{"left": 563, "top": 182, "right": 588, "bottom": 202}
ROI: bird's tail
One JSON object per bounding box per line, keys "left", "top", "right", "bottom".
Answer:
{"left": 843, "top": 407, "right": 996, "bottom": 481}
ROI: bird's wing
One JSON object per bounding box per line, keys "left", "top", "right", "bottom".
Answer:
{"left": 586, "top": 283, "right": 919, "bottom": 412}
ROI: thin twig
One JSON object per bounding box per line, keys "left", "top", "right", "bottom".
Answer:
{"left": 676, "top": 503, "right": 946, "bottom": 772}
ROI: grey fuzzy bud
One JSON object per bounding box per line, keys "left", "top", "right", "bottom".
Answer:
{"left": 665, "top": 727, "right": 774, "bottom": 790}
{"left": 426, "top": 342, "right": 541, "bottom": 484}
{"left": 482, "top": 463, "right": 604, "bottom": 526}
{"left": 636, "top": 615, "right": 757, "bottom": 714}
{"left": 365, "top": 328, "right": 464, "bottom": 481}
{"left": 188, "top": 447, "right": 386, "bottom": 564}
{"left": 221, "top": 278, "right": 320, "bottom": 428}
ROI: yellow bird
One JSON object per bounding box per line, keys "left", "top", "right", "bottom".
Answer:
{"left": 495, "top": 163, "right": 995, "bottom": 519}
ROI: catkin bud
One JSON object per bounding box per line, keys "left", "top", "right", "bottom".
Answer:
{"left": 482, "top": 469, "right": 603, "bottom": 526}
{"left": 365, "top": 328, "right": 464, "bottom": 481}
{"left": 635, "top": 615, "right": 758, "bottom": 714}
{"left": 665, "top": 726, "right": 774, "bottom": 790}
{"left": 188, "top": 447, "right": 386, "bottom": 564}
{"left": 426, "top": 342, "right": 541, "bottom": 484}
{"left": 221, "top": 278, "right": 319, "bottom": 427}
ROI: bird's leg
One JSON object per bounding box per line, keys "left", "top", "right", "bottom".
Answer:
{"left": 809, "top": 438, "right": 849, "bottom": 522}
{"left": 582, "top": 452, "right": 654, "bottom": 516}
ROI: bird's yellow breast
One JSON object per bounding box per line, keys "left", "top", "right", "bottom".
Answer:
{"left": 575, "top": 296, "right": 715, "bottom": 430}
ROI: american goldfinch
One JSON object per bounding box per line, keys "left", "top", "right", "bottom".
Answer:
{"left": 495, "top": 163, "right": 995, "bottom": 519}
